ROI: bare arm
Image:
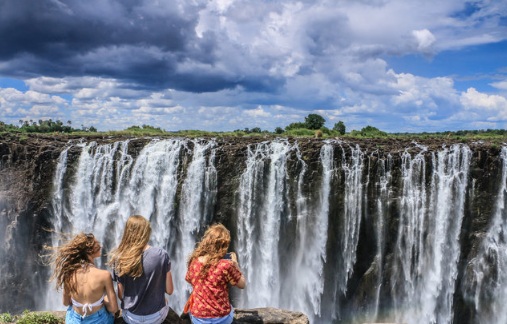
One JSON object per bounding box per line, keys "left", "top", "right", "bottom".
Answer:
{"left": 117, "top": 282, "right": 124, "bottom": 300}
{"left": 103, "top": 272, "right": 119, "bottom": 314}
{"left": 235, "top": 275, "right": 246, "bottom": 289}
{"left": 62, "top": 286, "right": 71, "bottom": 306}
{"left": 166, "top": 271, "right": 174, "bottom": 295}
{"left": 230, "top": 252, "right": 246, "bottom": 289}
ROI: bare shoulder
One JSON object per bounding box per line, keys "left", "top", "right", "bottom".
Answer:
{"left": 92, "top": 267, "right": 113, "bottom": 281}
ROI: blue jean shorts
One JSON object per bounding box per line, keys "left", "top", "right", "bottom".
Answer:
{"left": 190, "top": 308, "right": 234, "bottom": 324}
{"left": 65, "top": 305, "right": 114, "bottom": 324}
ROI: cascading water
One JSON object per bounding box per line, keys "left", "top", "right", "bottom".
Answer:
{"left": 235, "top": 140, "right": 293, "bottom": 308}
{"left": 16, "top": 137, "right": 505, "bottom": 324}
{"left": 331, "top": 143, "right": 365, "bottom": 321}
{"left": 45, "top": 138, "right": 216, "bottom": 311}
{"left": 466, "top": 146, "right": 507, "bottom": 323}
{"left": 392, "top": 144, "right": 471, "bottom": 324}
{"left": 283, "top": 142, "right": 333, "bottom": 322}
{"left": 173, "top": 140, "right": 217, "bottom": 302}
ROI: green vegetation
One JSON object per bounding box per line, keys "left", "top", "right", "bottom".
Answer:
{"left": 0, "top": 119, "right": 96, "bottom": 134}
{"left": 349, "top": 125, "right": 388, "bottom": 138}
{"left": 333, "top": 121, "right": 346, "bottom": 135}
{"left": 304, "top": 114, "right": 326, "bottom": 130}
{"left": 0, "top": 311, "right": 62, "bottom": 324}
{"left": 0, "top": 313, "right": 14, "bottom": 323}
{"left": 1, "top": 115, "right": 506, "bottom": 141}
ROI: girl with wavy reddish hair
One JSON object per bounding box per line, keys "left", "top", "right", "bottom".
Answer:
{"left": 185, "top": 223, "right": 246, "bottom": 324}
{"left": 51, "top": 232, "right": 118, "bottom": 323}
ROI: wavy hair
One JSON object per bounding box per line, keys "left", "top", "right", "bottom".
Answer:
{"left": 50, "top": 232, "right": 99, "bottom": 294}
{"left": 108, "top": 215, "right": 151, "bottom": 278}
{"left": 188, "top": 223, "right": 231, "bottom": 278}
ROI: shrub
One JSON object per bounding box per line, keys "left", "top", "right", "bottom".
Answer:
{"left": 315, "top": 129, "right": 323, "bottom": 138}
{"left": 285, "top": 128, "right": 315, "bottom": 136}
{"left": 333, "top": 121, "right": 346, "bottom": 135}
{"left": 285, "top": 122, "right": 307, "bottom": 131}
{"left": 16, "top": 311, "right": 61, "bottom": 324}
{"left": 0, "top": 313, "right": 14, "bottom": 323}
{"left": 274, "top": 127, "right": 284, "bottom": 134}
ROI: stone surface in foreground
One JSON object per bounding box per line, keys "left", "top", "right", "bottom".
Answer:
{"left": 46, "top": 307, "right": 309, "bottom": 324}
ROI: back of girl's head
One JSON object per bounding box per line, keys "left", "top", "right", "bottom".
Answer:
{"left": 121, "top": 215, "right": 151, "bottom": 247}
{"left": 50, "top": 232, "right": 97, "bottom": 292}
{"left": 189, "top": 224, "right": 230, "bottom": 262}
{"left": 108, "top": 215, "right": 151, "bottom": 277}
{"left": 200, "top": 224, "right": 231, "bottom": 251}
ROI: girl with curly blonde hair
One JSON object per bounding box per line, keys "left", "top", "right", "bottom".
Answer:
{"left": 51, "top": 232, "right": 118, "bottom": 323}
{"left": 185, "top": 224, "right": 246, "bottom": 324}
{"left": 109, "top": 215, "right": 173, "bottom": 324}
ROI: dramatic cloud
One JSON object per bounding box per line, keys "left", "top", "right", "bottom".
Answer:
{"left": 0, "top": 0, "right": 506, "bottom": 131}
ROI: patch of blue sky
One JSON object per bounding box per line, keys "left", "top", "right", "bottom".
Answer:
{"left": 385, "top": 40, "right": 507, "bottom": 93}
{"left": 450, "top": 2, "right": 482, "bottom": 20}
{"left": 0, "top": 77, "right": 28, "bottom": 91}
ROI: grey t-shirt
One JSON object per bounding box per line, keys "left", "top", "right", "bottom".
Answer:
{"left": 116, "top": 246, "right": 171, "bottom": 315}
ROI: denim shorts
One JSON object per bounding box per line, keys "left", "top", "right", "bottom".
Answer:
{"left": 65, "top": 305, "right": 114, "bottom": 324}
{"left": 122, "top": 303, "right": 170, "bottom": 324}
{"left": 190, "top": 308, "right": 234, "bottom": 324}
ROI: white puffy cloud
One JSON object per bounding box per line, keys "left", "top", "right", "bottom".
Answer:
{"left": 461, "top": 88, "right": 507, "bottom": 118}
{"left": 412, "top": 29, "right": 436, "bottom": 53}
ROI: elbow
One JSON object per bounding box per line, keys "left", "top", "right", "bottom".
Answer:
{"left": 236, "top": 277, "right": 246, "bottom": 289}
{"left": 166, "top": 287, "right": 174, "bottom": 295}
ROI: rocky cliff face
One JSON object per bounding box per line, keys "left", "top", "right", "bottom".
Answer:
{"left": 0, "top": 133, "right": 505, "bottom": 324}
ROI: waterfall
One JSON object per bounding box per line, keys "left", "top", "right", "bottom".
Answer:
{"left": 20, "top": 137, "right": 505, "bottom": 323}
{"left": 365, "top": 151, "right": 393, "bottom": 322}
{"left": 331, "top": 143, "right": 365, "bottom": 321}
{"left": 45, "top": 138, "right": 216, "bottom": 312}
{"left": 285, "top": 142, "right": 333, "bottom": 322}
{"left": 467, "top": 146, "right": 507, "bottom": 323}
{"left": 236, "top": 140, "right": 293, "bottom": 308}
{"left": 392, "top": 144, "right": 471, "bottom": 324}
{"left": 173, "top": 139, "right": 217, "bottom": 307}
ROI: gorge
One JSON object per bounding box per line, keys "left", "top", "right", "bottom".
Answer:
{"left": 0, "top": 134, "right": 506, "bottom": 324}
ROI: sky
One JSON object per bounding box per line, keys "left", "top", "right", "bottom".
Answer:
{"left": 0, "top": 0, "right": 506, "bottom": 133}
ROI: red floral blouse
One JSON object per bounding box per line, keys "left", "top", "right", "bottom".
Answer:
{"left": 185, "top": 259, "right": 243, "bottom": 318}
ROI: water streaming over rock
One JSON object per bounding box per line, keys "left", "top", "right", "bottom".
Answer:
{"left": 4, "top": 137, "right": 507, "bottom": 323}
{"left": 465, "top": 146, "right": 507, "bottom": 323}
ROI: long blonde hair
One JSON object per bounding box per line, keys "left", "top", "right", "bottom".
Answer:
{"left": 188, "top": 223, "right": 230, "bottom": 278}
{"left": 108, "top": 215, "right": 151, "bottom": 278}
{"left": 50, "top": 232, "right": 99, "bottom": 294}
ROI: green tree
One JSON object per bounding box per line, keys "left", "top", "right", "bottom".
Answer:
{"left": 285, "top": 122, "right": 307, "bottom": 131}
{"left": 333, "top": 121, "right": 346, "bottom": 135}
{"left": 304, "top": 114, "right": 326, "bottom": 130}
{"left": 274, "top": 127, "right": 284, "bottom": 134}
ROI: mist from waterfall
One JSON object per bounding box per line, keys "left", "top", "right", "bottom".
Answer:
{"left": 39, "top": 138, "right": 507, "bottom": 324}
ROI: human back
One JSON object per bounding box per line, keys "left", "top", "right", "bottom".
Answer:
{"left": 185, "top": 223, "right": 246, "bottom": 323}
{"left": 50, "top": 232, "right": 118, "bottom": 323}
{"left": 109, "top": 215, "right": 174, "bottom": 324}
{"left": 69, "top": 265, "right": 114, "bottom": 315}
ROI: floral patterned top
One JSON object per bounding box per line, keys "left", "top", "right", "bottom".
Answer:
{"left": 185, "top": 258, "right": 243, "bottom": 318}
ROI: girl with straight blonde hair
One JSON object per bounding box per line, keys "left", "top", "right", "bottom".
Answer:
{"left": 185, "top": 224, "right": 246, "bottom": 324}
{"left": 51, "top": 232, "right": 118, "bottom": 323}
{"left": 109, "top": 215, "right": 174, "bottom": 324}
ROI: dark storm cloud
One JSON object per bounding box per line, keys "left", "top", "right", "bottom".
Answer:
{"left": 0, "top": 0, "right": 280, "bottom": 92}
